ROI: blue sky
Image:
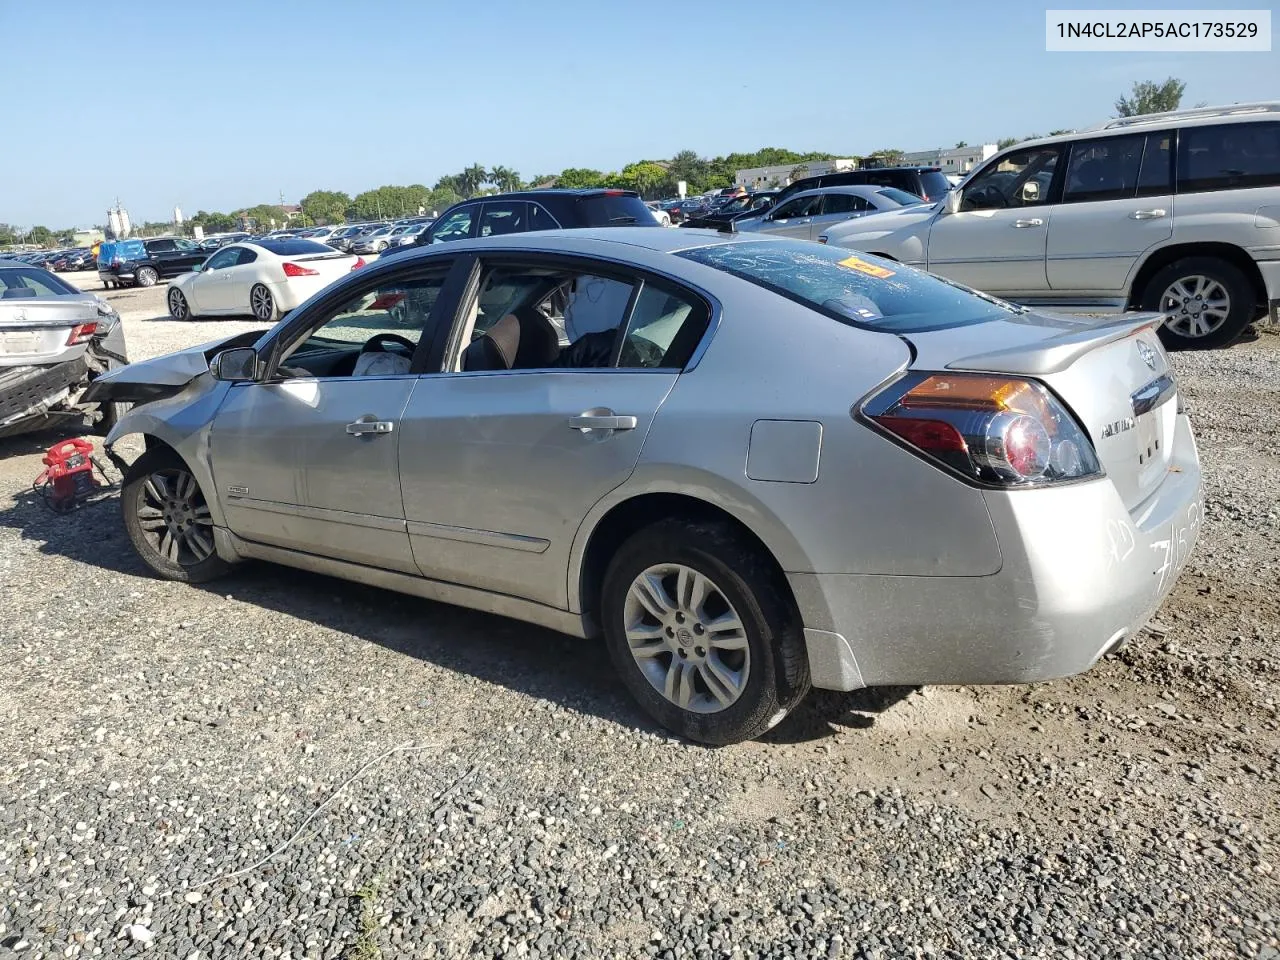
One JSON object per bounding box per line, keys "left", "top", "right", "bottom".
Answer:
{"left": 1, "top": 0, "right": 1275, "bottom": 227}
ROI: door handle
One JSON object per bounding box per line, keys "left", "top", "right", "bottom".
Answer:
{"left": 1129, "top": 208, "right": 1167, "bottom": 220}
{"left": 567, "top": 414, "right": 638, "bottom": 432}
{"left": 1012, "top": 218, "right": 1044, "bottom": 228}
{"left": 346, "top": 417, "right": 394, "bottom": 436}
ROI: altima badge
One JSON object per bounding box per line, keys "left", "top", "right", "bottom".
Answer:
{"left": 1137, "top": 339, "right": 1157, "bottom": 371}
{"left": 1100, "top": 417, "right": 1135, "bottom": 439}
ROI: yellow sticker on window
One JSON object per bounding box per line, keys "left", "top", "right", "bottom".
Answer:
{"left": 838, "top": 255, "right": 895, "bottom": 279}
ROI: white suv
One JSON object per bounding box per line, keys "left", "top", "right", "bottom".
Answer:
{"left": 820, "top": 103, "right": 1280, "bottom": 349}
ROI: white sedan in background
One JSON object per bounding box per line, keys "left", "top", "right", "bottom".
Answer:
{"left": 165, "top": 239, "right": 365, "bottom": 322}
{"left": 736, "top": 185, "right": 927, "bottom": 241}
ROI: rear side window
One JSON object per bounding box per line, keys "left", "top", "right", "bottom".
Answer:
{"left": 479, "top": 201, "right": 527, "bottom": 237}
{"left": 821, "top": 193, "right": 870, "bottom": 214}
{"left": 1178, "top": 121, "right": 1280, "bottom": 193}
{"left": 678, "top": 240, "right": 1017, "bottom": 334}
{"left": 527, "top": 203, "right": 558, "bottom": 231}
{"left": 577, "top": 194, "right": 656, "bottom": 227}
{"left": 147, "top": 239, "right": 176, "bottom": 252}
{"left": 916, "top": 170, "right": 953, "bottom": 200}
{"left": 1063, "top": 134, "right": 1144, "bottom": 203}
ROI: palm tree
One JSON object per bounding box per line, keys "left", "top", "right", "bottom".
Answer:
{"left": 488, "top": 165, "right": 521, "bottom": 193}
{"left": 459, "top": 164, "right": 488, "bottom": 198}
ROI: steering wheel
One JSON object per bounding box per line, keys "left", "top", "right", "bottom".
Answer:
{"left": 361, "top": 332, "right": 416, "bottom": 355}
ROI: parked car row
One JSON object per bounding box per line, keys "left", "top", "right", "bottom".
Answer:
{"left": 4, "top": 248, "right": 97, "bottom": 272}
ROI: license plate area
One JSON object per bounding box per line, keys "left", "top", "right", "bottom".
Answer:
{"left": 0, "top": 331, "right": 42, "bottom": 355}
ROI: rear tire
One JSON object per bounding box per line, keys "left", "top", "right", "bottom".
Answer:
{"left": 136, "top": 266, "right": 159, "bottom": 288}
{"left": 1142, "top": 256, "right": 1255, "bottom": 350}
{"left": 122, "top": 447, "right": 230, "bottom": 583}
{"left": 600, "top": 519, "right": 810, "bottom": 745}
{"left": 250, "top": 284, "right": 276, "bottom": 321}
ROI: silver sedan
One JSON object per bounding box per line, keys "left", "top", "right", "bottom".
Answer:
{"left": 735, "top": 185, "right": 927, "bottom": 241}
{"left": 85, "top": 228, "right": 1203, "bottom": 744}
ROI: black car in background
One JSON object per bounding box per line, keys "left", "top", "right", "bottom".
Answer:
{"left": 97, "top": 237, "right": 209, "bottom": 288}
{"left": 680, "top": 191, "right": 780, "bottom": 229}
{"left": 379, "top": 189, "right": 658, "bottom": 258}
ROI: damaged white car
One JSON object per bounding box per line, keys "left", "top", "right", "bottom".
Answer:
{"left": 0, "top": 258, "right": 129, "bottom": 439}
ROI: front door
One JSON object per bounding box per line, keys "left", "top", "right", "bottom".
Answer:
{"left": 760, "top": 193, "right": 822, "bottom": 239}
{"left": 208, "top": 266, "right": 454, "bottom": 572}
{"left": 927, "top": 144, "right": 1063, "bottom": 295}
{"left": 1047, "top": 131, "right": 1175, "bottom": 294}
{"left": 398, "top": 257, "right": 712, "bottom": 609}
{"left": 188, "top": 246, "right": 240, "bottom": 313}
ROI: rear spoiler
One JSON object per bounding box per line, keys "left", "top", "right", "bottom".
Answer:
{"left": 947, "top": 312, "right": 1164, "bottom": 376}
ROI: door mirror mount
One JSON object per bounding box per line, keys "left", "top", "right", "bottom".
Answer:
{"left": 942, "top": 190, "right": 962, "bottom": 216}
{"left": 210, "top": 347, "right": 258, "bottom": 382}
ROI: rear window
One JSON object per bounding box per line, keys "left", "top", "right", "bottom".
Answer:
{"left": 577, "top": 194, "right": 659, "bottom": 227}
{"left": 0, "top": 267, "right": 79, "bottom": 297}
{"left": 877, "top": 187, "right": 927, "bottom": 206}
{"left": 258, "top": 239, "right": 338, "bottom": 255}
{"left": 916, "top": 170, "right": 953, "bottom": 200}
{"left": 677, "top": 240, "right": 1018, "bottom": 333}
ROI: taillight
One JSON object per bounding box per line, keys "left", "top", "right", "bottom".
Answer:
{"left": 351, "top": 257, "right": 366, "bottom": 271}
{"left": 66, "top": 322, "right": 98, "bottom": 345}
{"left": 860, "top": 372, "right": 1101, "bottom": 486}
{"left": 282, "top": 261, "right": 319, "bottom": 277}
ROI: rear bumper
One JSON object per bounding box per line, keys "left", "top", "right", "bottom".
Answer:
{"left": 0, "top": 357, "right": 89, "bottom": 430}
{"left": 98, "top": 268, "right": 134, "bottom": 282}
{"left": 794, "top": 412, "right": 1203, "bottom": 690}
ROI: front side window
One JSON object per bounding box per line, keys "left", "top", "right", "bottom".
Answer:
{"left": 772, "top": 195, "right": 821, "bottom": 219}
{"left": 479, "top": 201, "right": 527, "bottom": 237}
{"left": 1177, "top": 121, "right": 1280, "bottom": 193}
{"left": 431, "top": 207, "right": 476, "bottom": 243}
{"left": 277, "top": 269, "right": 451, "bottom": 378}
{"left": 1063, "top": 134, "right": 1144, "bottom": 203}
{"left": 962, "top": 147, "right": 1062, "bottom": 210}
{"left": 203, "top": 248, "right": 239, "bottom": 271}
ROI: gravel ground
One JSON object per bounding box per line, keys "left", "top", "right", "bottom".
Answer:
{"left": 0, "top": 279, "right": 1276, "bottom": 959}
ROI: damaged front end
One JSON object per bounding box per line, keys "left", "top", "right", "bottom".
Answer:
{"left": 80, "top": 329, "right": 264, "bottom": 408}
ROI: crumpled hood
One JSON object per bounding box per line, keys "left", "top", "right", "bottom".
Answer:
{"left": 81, "top": 330, "right": 265, "bottom": 403}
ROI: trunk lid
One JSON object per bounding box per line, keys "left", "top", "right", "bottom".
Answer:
{"left": 0, "top": 297, "right": 98, "bottom": 367}
{"left": 904, "top": 311, "right": 1177, "bottom": 512}
{"left": 286, "top": 253, "right": 356, "bottom": 282}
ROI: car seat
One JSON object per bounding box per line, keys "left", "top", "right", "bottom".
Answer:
{"left": 461, "top": 307, "right": 560, "bottom": 371}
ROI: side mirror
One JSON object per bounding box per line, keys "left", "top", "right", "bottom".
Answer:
{"left": 210, "top": 347, "right": 258, "bottom": 382}
{"left": 1021, "top": 181, "right": 1041, "bottom": 203}
{"left": 943, "top": 190, "right": 962, "bottom": 215}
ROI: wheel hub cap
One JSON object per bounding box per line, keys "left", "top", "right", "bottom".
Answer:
{"left": 623, "top": 563, "right": 750, "bottom": 714}
{"left": 1160, "top": 275, "right": 1229, "bottom": 338}
{"left": 137, "top": 469, "right": 215, "bottom": 566}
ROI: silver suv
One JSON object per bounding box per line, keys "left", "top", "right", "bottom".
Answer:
{"left": 821, "top": 102, "right": 1280, "bottom": 349}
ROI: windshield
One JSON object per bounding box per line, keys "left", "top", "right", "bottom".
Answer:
{"left": 677, "top": 240, "right": 1019, "bottom": 333}
{"left": 877, "top": 187, "right": 926, "bottom": 206}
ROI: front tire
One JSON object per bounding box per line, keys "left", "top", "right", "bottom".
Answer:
{"left": 136, "top": 266, "right": 159, "bottom": 288}
{"left": 601, "top": 520, "right": 810, "bottom": 745}
{"left": 167, "top": 287, "right": 190, "bottom": 320}
{"left": 250, "top": 283, "right": 276, "bottom": 321}
{"left": 122, "top": 448, "right": 230, "bottom": 583}
{"left": 1142, "top": 256, "right": 1255, "bottom": 350}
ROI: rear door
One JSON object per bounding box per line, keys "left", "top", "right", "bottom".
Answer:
{"left": 761, "top": 194, "right": 822, "bottom": 238}
{"left": 396, "top": 254, "right": 712, "bottom": 608}
{"left": 808, "top": 192, "right": 872, "bottom": 239}
{"left": 1047, "top": 132, "right": 1174, "bottom": 294}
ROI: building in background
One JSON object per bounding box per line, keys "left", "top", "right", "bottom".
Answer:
{"left": 734, "top": 158, "right": 859, "bottom": 191}
{"left": 899, "top": 144, "right": 998, "bottom": 175}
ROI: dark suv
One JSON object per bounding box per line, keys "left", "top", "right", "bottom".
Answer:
{"left": 738, "top": 167, "right": 952, "bottom": 226}
{"left": 379, "top": 189, "right": 658, "bottom": 258}
{"left": 96, "top": 237, "right": 210, "bottom": 289}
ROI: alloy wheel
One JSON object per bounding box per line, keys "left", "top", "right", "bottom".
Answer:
{"left": 136, "top": 468, "right": 215, "bottom": 566}
{"left": 251, "top": 286, "right": 274, "bottom": 321}
{"left": 1159, "top": 275, "right": 1230, "bottom": 339}
{"left": 167, "top": 288, "right": 188, "bottom": 320}
{"left": 623, "top": 563, "right": 751, "bottom": 713}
